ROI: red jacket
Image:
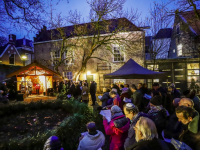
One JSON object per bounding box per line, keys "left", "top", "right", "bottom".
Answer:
{"left": 113, "top": 96, "right": 123, "bottom": 110}
{"left": 103, "top": 115, "right": 130, "bottom": 150}
{"left": 35, "top": 84, "right": 40, "bottom": 89}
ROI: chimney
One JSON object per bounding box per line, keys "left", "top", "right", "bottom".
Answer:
{"left": 8, "top": 34, "right": 16, "bottom": 44}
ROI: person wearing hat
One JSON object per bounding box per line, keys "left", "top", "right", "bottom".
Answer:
{"left": 103, "top": 105, "right": 130, "bottom": 150}
{"left": 1, "top": 82, "right": 8, "bottom": 96}
{"left": 78, "top": 122, "right": 105, "bottom": 150}
{"left": 148, "top": 95, "right": 169, "bottom": 139}
{"left": 43, "top": 135, "right": 64, "bottom": 150}
{"left": 123, "top": 103, "right": 149, "bottom": 150}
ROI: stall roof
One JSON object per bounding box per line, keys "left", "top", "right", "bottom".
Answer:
{"left": 6, "top": 61, "right": 61, "bottom": 77}
{"left": 104, "top": 59, "right": 166, "bottom": 79}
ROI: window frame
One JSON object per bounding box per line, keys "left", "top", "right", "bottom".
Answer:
{"left": 112, "top": 45, "right": 125, "bottom": 62}
{"left": 64, "top": 72, "right": 73, "bottom": 80}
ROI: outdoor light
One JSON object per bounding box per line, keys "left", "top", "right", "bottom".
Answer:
{"left": 22, "top": 55, "right": 27, "bottom": 60}
{"left": 87, "top": 71, "right": 91, "bottom": 75}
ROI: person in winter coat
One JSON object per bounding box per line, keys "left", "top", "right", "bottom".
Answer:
{"left": 130, "top": 84, "right": 144, "bottom": 111}
{"left": 35, "top": 83, "right": 40, "bottom": 95}
{"left": 120, "top": 87, "right": 129, "bottom": 106}
{"left": 100, "top": 88, "right": 110, "bottom": 107}
{"left": 123, "top": 103, "right": 149, "bottom": 150}
{"left": 1, "top": 82, "right": 8, "bottom": 96}
{"left": 131, "top": 117, "right": 176, "bottom": 150}
{"left": 73, "top": 83, "right": 82, "bottom": 99}
{"left": 27, "top": 79, "right": 33, "bottom": 96}
{"left": 175, "top": 106, "right": 200, "bottom": 150}
{"left": 109, "top": 90, "right": 123, "bottom": 110}
{"left": 78, "top": 122, "right": 105, "bottom": 150}
{"left": 43, "top": 135, "right": 64, "bottom": 150}
{"left": 111, "top": 83, "right": 121, "bottom": 95}
{"left": 103, "top": 105, "right": 130, "bottom": 150}
{"left": 163, "top": 98, "right": 194, "bottom": 140}
{"left": 82, "top": 82, "right": 89, "bottom": 104}
{"left": 90, "top": 81, "right": 97, "bottom": 106}
{"left": 190, "top": 89, "right": 200, "bottom": 114}
{"left": 152, "top": 83, "right": 166, "bottom": 106}
{"left": 148, "top": 95, "right": 169, "bottom": 139}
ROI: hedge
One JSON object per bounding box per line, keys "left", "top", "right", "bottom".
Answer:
{"left": 0, "top": 99, "right": 98, "bottom": 150}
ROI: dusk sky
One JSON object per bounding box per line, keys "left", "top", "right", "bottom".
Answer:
{"left": 13, "top": 0, "right": 175, "bottom": 40}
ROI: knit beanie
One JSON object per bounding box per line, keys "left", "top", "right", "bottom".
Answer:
{"left": 111, "top": 105, "right": 122, "bottom": 114}
{"left": 43, "top": 136, "right": 63, "bottom": 150}
{"left": 150, "top": 95, "right": 162, "bottom": 106}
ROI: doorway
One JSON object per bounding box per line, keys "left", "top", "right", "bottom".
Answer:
{"left": 87, "top": 75, "right": 94, "bottom": 88}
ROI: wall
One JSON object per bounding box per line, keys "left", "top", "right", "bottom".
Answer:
{"left": 34, "top": 31, "right": 145, "bottom": 92}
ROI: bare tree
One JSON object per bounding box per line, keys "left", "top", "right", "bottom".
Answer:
{"left": 145, "top": 2, "right": 173, "bottom": 71}
{"left": 46, "top": 0, "right": 144, "bottom": 80}
{"left": 0, "top": 0, "right": 69, "bottom": 36}
{"left": 0, "top": 36, "right": 8, "bottom": 46}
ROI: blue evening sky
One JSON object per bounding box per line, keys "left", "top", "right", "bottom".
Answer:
{"left": 13, "top": 0, "right": 175, "bottom": 40}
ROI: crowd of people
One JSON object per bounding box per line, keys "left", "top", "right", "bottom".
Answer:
{"left": 44, "top": 82, "right": 200, "bottom": 150}
{"left": 1, "top": 79, "right": 200, "bottom": 149}
{"left": 53, "top": 80, "right": 97, "bottom": 106}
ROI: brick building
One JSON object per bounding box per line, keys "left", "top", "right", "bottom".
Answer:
{"left": 34, "top": 18, "right": 145, "bottom": 92}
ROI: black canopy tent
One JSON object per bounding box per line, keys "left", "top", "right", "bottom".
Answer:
{"left": 104, "top": 59, "right": 166, "bottom": 79}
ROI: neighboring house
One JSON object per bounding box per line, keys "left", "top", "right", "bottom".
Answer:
{"left": 145, "top": 28, "right": 172, "bottom": 60}
{"left": 169, "top": 10, "right": 200, "bottom": 58}
{"left": 0, "top": 34, "right": 34, "bottom": 66}
{"left": 145, "top": 10, "right": 200, "bottom": 93}
{"left": 34, "top": 18, "right": 145, "bottom": 92}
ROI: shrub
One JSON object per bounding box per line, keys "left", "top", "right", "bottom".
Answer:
{"left": 0, "top": 99, "right": 96, "bottom": 150}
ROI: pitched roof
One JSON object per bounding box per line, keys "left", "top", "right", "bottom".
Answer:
{"left": 34, "top": 18, "right": 142, "bottom": 42}
{"left": 179, "top": 10, "right": 200, "bottom": 35}
{"left": 154, "top": 28, "right": 172, "bottom": 39}
{"left": 6, "top": 61, "right": 61, "bottom": 77}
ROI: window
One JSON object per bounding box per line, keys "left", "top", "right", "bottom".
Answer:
{"left": 63, "top": 72, "right": 73, "bottom": 80}
{"left": 175, "top": 69, "right": 183, "bottom": 71}
{"left": 187, "top": 63, "right": 199, "bottom": 69}
{"left": 54, "top": 51, "right": 60, "bottom": 58}
{"left": 176, "top": 23, "right": 180, "bottom": 35}
{"left": 162, "top": 69, "right": 171, "bottom": 71}
{"left": 177, "top": 44, "right": 182, "bottom": 56}
{"left": 147, "top": 65, "right": 159, "bottom": 71}
{"left": 173, "top": 49, "right": 175, "bottom": 53}
{"left": 65, "top": 49, "right": 74, "bottom": 65}
{"left": 113, "top": 46, "right": 124, "bottom": 62}
{"left": 9, "top": 54, "right": 15, "bottom": 65}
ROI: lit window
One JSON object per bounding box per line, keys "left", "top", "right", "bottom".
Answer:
{"left": 173, "top": 49, "right": 175, "bottom": 53}
{"left": 187, "top": 63, "right": 199, "bottom": 69}
{"left": 177, "top": 44, "right": 182, "bottom": 56}
{"left": 64, "top": 72, "right": 72, "bottom": 80}
{"left": 147, "top": 65, "right": 159, "bottom": 71}
{"left": 113, "top": 46, "right": 124, "bottom": 62}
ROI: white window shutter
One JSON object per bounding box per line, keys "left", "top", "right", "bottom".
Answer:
{"left": 63, "top": 72, "right": 65, "bottom": 78}
{"left": 50, "top": 52, "right": 54, "bottom": 66}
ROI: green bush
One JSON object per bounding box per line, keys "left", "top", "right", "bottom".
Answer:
{"left": 0, "top": 99, "right": 97, "bottom": 150}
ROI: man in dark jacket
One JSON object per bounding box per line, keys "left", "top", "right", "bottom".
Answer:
{"left": 124, "top": 103, "right": 149, "bottom": 150}
{"left": 131, "top": 117, "right": 176, "bottom": 150}
{"left": 148, "top": 95, "right": 169, "bottom": 139}
{"left": 1, "top": 82, "right": 8, "bottom": 96}
{"left": 152, "top": 83, "right": 166, "bottom": 106}
{"left": 130, "top": 84, "right": 143, "bottom": 111}
{"left": 176, "top": 106, "right": 200, "bottom": 150}
{"left": 90, "top": 81, "right": 97, "bottom": 106}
